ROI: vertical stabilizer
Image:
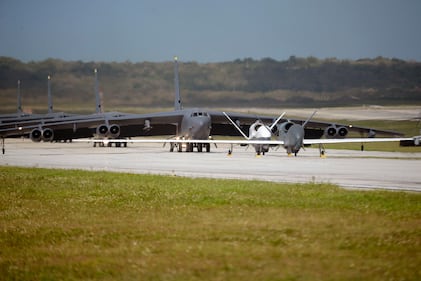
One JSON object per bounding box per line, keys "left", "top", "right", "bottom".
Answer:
{"left": 173, "top": 56, "right": 182, "bottom": 110}
{"left": 302, "top": 110, "right": 317, "bottom": 127}
{"left": 47, "top": 75, "right": 53, "bottom": 113}
{"left": 17, "top": 80, "right": 22, "bottom": 113}
{"left": 94, "top": 69, "right": 102, "bottom": 113}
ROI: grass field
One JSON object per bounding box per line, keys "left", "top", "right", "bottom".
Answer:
{"left": 0, "top": 167, "right": 420, "bottom": 281}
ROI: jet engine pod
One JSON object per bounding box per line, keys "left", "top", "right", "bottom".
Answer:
{"left": 108, "top": 124, "right": 120, "bottom": 138}
{"left": 42, "top": 128, "right": 54, "bottom": 142}
{"left": 30, "top": 128, "right": 42, "bottom": 142}
{"left": 337, "top": 126, "right": 348, "bottom": 138}
{"left": 276, "top": 121, "right": 295, "bottom": 138}
{"left": 324, "top": 126, "right": 337, "bottom": 138}
{"left": 96, "top": 124, "right": 109, "bottom": 137}
{"left": 278, "top": 121, "right": 294, "bottom": 134}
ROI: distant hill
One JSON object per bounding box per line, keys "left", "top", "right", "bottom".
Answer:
{"left": 1, "top": 56, "right": 420, "bottom": 113}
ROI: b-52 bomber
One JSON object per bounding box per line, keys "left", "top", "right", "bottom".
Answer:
{"left": 1, "top": 57, "right": 408, "bottom": 155}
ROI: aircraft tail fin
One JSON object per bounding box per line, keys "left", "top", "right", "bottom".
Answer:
{"left": 269, "top": 112, "right": 286, "bottom": 131}
{"left": 223, "top": 112, "right": 249, "bottom": 140}
{"left": 47, "top": 75, "right": 53, "bottom": 113}
{"left": 17, "top": 80, "right": 22, "bottom": 113}
{"left": 94, "top": 69, "right": 102, "bottom": 114}
{"left": 174, "top": 56, "right": 182, "bottom": 111}
{"left": 302, "top": 110, "right": 317, "bottom": 127}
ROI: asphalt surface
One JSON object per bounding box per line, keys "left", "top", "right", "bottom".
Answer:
{"left": 1, "top": 139, "right": 420, "bottom": 192}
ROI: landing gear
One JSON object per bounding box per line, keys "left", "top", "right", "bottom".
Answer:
{"left": 171, "top": 142, "right": 211, "bottom": 153}
{"left": 186, "top": 143, "right": 194, "bottom": 152}
{"left": 227, "top": 144, "right": 233, "bottom": 156}
{"left": 319, "top": 144, "right": 326, "bottom": 158}
{"left": 1, "top": 137, "right": 4, "bottom": 155}
{"left": 93, "top": 139, "right": 128, "bottom": 148}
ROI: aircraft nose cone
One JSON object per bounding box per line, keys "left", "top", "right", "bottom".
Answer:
{"left": 191, "top": 118, "right": 211, "bottom": 139}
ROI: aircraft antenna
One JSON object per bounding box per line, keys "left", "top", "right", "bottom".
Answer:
{"left": 174, "top": 56, "right": 182, "bottom": 110}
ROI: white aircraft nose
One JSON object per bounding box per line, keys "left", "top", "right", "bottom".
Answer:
{"left": 257, "top": 126, "right": 272, "bottom": 138}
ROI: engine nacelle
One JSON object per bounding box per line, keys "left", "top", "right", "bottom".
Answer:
{"left": 30, "top": 128, "right": 55, "bottom": 142}
{"left": 324, "top": 125, "right": 348, "bottom": 138}
{"left": 96, "top": 124, "right": 120, "bottom": 138}
{"left": 42, "top": 128, "right": 54, "bottom": 142}
{"left": 30, "top": 129, "right": 42, "bottom": 142}
{"left": 324, "top": 126, "right": 337, "bottom": 138}
{"left": 337, "top": 126, "right": 348, "bottom": 138}
{"left": 108, "top": 124, "right": 120, "bottom": 138}
{"left": 277, "top": 121, "right": 295, "bottom": 137}
{"left": 248, "top": 121, "right": 271, "bottom": 140}
{"left": 96, "top": 124, "right": 109, "bottom": 137}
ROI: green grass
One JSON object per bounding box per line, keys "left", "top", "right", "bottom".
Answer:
{"left": 0, "top": 166, "right": 420, "bottom": 281}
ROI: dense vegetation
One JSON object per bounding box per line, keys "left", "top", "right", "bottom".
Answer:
{"left": 1, "top": 166, "right": 420, "bottom": 280}
{"left": 1, "top": 56, "right": 421, "bottom": 113}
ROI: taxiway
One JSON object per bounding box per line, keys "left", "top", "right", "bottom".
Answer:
{"left": 1, "top": 139, "right": 420, "bottom": 192}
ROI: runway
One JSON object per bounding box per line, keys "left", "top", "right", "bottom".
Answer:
{"left": 1, "top": 139, "right": 421, "bottom": 192}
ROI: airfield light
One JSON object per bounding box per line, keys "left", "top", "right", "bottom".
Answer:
{"left": 174, "top": 56, "right": 178, "bottom": 61}
{"left": 94, "top": 68, "right": 97, "bottom": 73}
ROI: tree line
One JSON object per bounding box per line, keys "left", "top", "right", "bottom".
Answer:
{"left": 1, "top": 56, "right": 420, "bottom": 112}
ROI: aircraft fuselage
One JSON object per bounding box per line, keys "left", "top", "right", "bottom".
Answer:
{"left": 179, "top": 109, "right": 212, "bottom": 140}
{"left": 280, "top": 123, "right": 305, "bottom": 155}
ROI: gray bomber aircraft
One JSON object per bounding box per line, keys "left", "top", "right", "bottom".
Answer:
{"left": 1, "top": 57, "right": 408, "bottom": 155}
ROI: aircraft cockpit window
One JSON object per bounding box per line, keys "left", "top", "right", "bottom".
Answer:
{"left": 191, "top": 112, "right": 209, "bottom": 117}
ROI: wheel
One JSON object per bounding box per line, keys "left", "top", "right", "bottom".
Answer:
{"left": 187, "top": 143, "right": 193, "bottom": 152}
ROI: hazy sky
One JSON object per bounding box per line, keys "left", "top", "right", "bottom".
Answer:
{"left": 1, "top": 0, "right": 421, "bottom": 62}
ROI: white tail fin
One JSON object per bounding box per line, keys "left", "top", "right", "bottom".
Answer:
{"left": 223, "top": 112, "right": 249, "bottom": 140}
{"left": 269, "top": 112, "right": 286, "bottom": 131}
{"left": 302, "top": 110, "right": 317, "bottom": 127}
